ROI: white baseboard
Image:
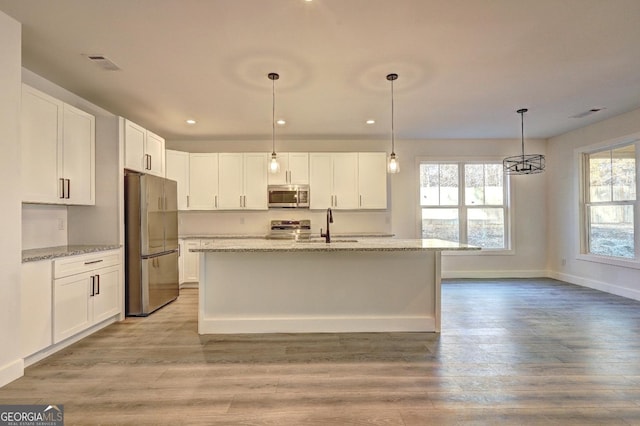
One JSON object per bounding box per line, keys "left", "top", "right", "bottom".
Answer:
{"left": 549, "top": 271, "right": 640, "bottom": 302}
{"left": 0, "top": 357, "right": 24, "bottom": 388}
{"left": 443, "top": 270, "right": 548, "bottom": 279}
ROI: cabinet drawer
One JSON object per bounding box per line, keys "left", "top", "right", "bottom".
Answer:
{"left": 54, "top": 250, "right": 120, "bottom": 279}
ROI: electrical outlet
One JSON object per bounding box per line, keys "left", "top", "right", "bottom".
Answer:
{"left": 58, "top": 218, "right": 65, "bottom": 230}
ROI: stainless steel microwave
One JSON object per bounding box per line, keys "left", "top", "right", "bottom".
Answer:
{"left": 268, "top": 185, "right": 310, "bottom": 208}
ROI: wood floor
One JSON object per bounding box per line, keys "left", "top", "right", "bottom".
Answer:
{"left": 2, "top": 278, "right": 640, "bottom": 425}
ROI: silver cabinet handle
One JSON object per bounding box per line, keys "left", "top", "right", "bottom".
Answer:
{"left": 148, "top": 154, "right": 152, "bottom": 171}
{"left": 84, "top": 259, "right": 103, "bottom": 265}
{"left": 215, "top": 195, "right": 218, "bottom": 208}
{"left": 359, "top": 194, "right": 362, "bottom": 207}
{"left": 187, "top": 195, "right": 190, "bottom": 208}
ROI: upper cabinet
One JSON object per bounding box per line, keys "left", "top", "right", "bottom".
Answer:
{"left": 358, "top": 152, "right": 387, "bottom": 209}
{"left": 309, "top": 153, "right": 359, "bottom": 210}
{"left": 21, "top": 84, "right": 95, "bottom": 205}
{"left": 165, "top": 150, "right": 190, "bottom": 210}
{"left": 218, "top": 153, "right": 268, "bottom": 210}
{"left": 124, "top": 119, "right": 165, "bottom": 177}
{"left": 267, "top": 152, "right": 309, "bottom": 185}
{"left": 189, "top": 153, "right": 219, "bottom": 210}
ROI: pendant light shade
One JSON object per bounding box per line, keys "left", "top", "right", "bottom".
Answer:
{"left": 503, "top": 108, "right": 545, "bottom": 175}
{"left": 268, "top": 72, "right": 280, "bottom": 174}
{"left": 387, "top": 73, "right": 400, "bottom": 174}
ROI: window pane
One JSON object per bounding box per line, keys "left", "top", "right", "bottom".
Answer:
{"left": 421, "top": 208, "right": 459, "bottom": 242}
{"left": 589, "top": 151, "right": 612, "bottom": 202}
{"left": 589, "top": 205, "right": 634, "bottom": 258}
{"left": 420, "top": 164, "right": 458, "bottom": 206}
{"left": 467, "top": 208, "right": 505, "bottom": 249}
{"left": 612, "top": 145, "right": 636, "bottom": 201}
{"left": 465, "top": 164, "right": 484, "bottom": 205}
{"left": 465, "top": 164, "right": 504, "bottom": 206}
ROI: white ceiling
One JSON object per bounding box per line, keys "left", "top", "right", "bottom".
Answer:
{"left": 1, "top": 0, "right": 639, "bottom": 141}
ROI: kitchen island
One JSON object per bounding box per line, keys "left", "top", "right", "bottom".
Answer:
{"left": 194, "top": 238, "right": 478, "bottom": 334}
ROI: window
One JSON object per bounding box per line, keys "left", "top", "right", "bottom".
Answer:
{"left": 582, "top": 142, "right": 637, "bottom": 259}
{"left": 420, "top": 162, "right": 509, "bottom": 249}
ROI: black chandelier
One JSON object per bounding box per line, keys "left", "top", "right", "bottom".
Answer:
{"left": 503, "top": 108, "right": 545, "bottom": 175}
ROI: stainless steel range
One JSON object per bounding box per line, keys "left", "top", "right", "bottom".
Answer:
{"left": 266, "top": 220, "right": 311, "bottom": 240}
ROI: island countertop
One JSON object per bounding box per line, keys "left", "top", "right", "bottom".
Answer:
{"left": 191, "top": 238, "right": 479, "bottom": 253}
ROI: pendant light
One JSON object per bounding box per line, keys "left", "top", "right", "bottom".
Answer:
{"left": 503, "top": 108, "right": 545, "bottom": 175}
{"left": 386, "top": 73, "right": 399, "bottom": 173}
{"left": 268, "top": 72, "right": 280, "bottom": 174}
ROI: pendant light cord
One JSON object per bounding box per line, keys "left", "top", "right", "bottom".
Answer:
{"left": 272, "top": 76, "right": 276, "bottom": 156}
{"left": 520, "top": 110, "right": 525, "bottom": 159}
{"left": 391, "top": 77, "right": 395, "bottom": 155}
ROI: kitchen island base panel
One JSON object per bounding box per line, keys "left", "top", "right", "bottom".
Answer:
{"left": 198, "top": 250, "right": 441, "bottom": 334}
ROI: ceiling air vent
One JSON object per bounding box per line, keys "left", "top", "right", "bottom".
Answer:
{"left": 570, "top": 107, "right": 606, "bottom": 119}
{"left": 84, "top": 54, "right": 121, "bottom": 71}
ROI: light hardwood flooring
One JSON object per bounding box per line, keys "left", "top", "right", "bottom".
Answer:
{"left": 2, "top": 278, "right": 640, "bottom": 425}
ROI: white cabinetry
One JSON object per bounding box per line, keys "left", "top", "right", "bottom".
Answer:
{"left": 21, "top": 261, "right": 53, "bottom": 357}
{"left": 21, "top": 84, "right": 95, "bottom": 205}
{"left": 53, "top": 250, "right": 121, "bottom": 344}
{"left": 179, "top": 239, "right": 213, "bottom": 285}
{"left": 268, "top": 152, "right": 309, "bottom": 185}
{"left": 309, "top": 153, "right": 359, "bottom": 209}
{"left": 124, "top": 119, "right": 165, "bottom": 177}
{"left": 189, "top": 153, "right": 219, "bottom": 210}
{"left": 358, "top": 152, "right": 387, "bottom": 209}
{"left": 165, "top": 150, "right": 190, "bottom": 210}
{"left": 218, "top": 153, "right": 268, "bottom": 210}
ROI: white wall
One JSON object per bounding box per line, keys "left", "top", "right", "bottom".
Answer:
{"left": 22, "top": 205, "right": 68, "bottom": 250}
{"left": 391, "top": 138, "right": 548, "bottom": 277}
{"left": 547, "top": 108, "right": 640, "bottom": 300}
{"left": 0, "top": 10, "right": 24, "bottom": 387}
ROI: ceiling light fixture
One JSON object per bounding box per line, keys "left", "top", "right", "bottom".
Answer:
{"left": 186, "top": 119, "right": 196, "bottom": 125}
{"left": 503, "top": 108, "right": 545, "bottom": 175}
{"left": 268, "top": 72, "right": 280, "bottom": 174}
{"left": 386, "top": 73, "right": 399, "bottom": 174}
{"left": 366, "top": 119, "right": 375, "bottom": 125}
{"left": 276, "top": 119, "right": 286, "bottom": 126}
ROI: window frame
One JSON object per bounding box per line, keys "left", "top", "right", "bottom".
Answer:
{"left": 577, "top": 135, "right": 640, "bottom": 269}
{"left": 417, "top": 157, "right": 513, "bottom": 255}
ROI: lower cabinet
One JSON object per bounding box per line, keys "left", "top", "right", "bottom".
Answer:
{"left": 179, "top": 239, "right": 213, "bottom": 285}
{"left": 53, "top": 250, "right": 121, "bottom": 344}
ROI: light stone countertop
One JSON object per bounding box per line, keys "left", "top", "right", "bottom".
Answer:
{"left": 22, "top": 244, "right": 121, "bottom": 263}
{"left": 191, "top": 238, "right": 479, "bottom": 253}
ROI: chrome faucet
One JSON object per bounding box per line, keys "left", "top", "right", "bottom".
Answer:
{"left": 320, "top": 208, "right": 333, "bottom": 243}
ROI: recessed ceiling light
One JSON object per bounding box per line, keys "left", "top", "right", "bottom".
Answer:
{"left": 276, "top": 119, "right": 286, "bottom": 125}
{"left": 186, "top": 119, "right": 196, "bottom": 125}
{"left": 366, "top": 119, "right": 376, "bottom": 124}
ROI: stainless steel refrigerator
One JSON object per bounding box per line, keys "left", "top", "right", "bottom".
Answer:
{"left": 125, "top": 172, "right": 179, "bottom": 316}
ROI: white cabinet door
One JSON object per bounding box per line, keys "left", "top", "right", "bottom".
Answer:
{"left": 54, "top": 273, "right": 91, "bottom": 344}
{"left": 124, "top": 120, "right": 146, "bottom": 173}
{"left": 62, "top": 104, "right": 95, "bottom": 205}
{"left": 21, "top": 261, "right": 53, "bottom": 357}
{"left": 189, "top": 153, "right": 219, "bottom": 210}
{"left": 183, "top": 240, "right": 201, "bottom": 282}
{"left": 358, "top": 152, "right": 387, "bottom": 209}
{"left": 145, "top": 131, "right": 165, "bottom": 177}
{"left": 166, "top": 150, "right": 190, "bottom": 210}
{"left": 267, "top": 154, "right": 289, "bottom": 185}
{"left": 243, "top": 152, "right": 268, "bottom": 210}
{"left": 309, "top": 153, "right": 358, "bottom": 210}
{"left": 21, "top": 85, "right": 63, "bottom": 203}
{"left": 218, "top": 153, "right": 244, "bottom": 209}
{"left": 309, "top": 153, "right": 334, "bottom": 209}
{"left": 92, "top": 266, "right": 120, "bottom": 323}
{"left": 332, "top": 153, "right": 359, "bottom": 209}
{"left": 288, "top": 152, "right": 309, "bottom": 184}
